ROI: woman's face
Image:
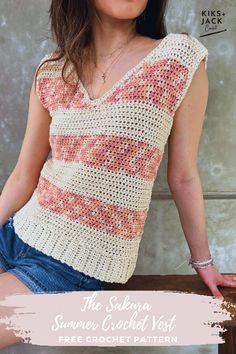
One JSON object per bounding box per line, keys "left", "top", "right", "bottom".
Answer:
{"left": 93, "top": 0, "right": 148, "bottom": 21}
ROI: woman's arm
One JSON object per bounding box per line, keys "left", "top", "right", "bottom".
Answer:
{"left": 0, "top": 73, "right": 51, "bottom": 225}
{"left": 167, "top": 59, "right": 209, "bottom": 260}
{"left": 167, "top": 59, "right": 236, "bottom": 299}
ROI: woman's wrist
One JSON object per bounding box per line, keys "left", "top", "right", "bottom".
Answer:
{"left": 189, "top": 254, "right": 214, "bottom": 269}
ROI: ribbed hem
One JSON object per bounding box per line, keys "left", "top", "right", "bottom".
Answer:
{"left": 12, "top": 213, "right": 138, "bottom": 284}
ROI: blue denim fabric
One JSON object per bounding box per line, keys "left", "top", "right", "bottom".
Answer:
{"left": 0, "top": 217, "right": 106, "bottom": 294}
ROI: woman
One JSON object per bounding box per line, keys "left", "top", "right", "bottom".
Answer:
{"left": 0, "top": 0, "right": 236, "bottom": 348}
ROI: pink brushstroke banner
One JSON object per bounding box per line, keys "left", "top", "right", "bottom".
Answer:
{"left": 0, "top": 290, "right": 235, "bottom": 347}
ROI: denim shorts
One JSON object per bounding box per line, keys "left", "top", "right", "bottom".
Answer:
{"left": 0, "top": 217, "right": 106, "bottom": 294}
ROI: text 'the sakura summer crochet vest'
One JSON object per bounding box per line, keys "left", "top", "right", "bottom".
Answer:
{"left": 12, "top": 33, "right": 208, "bottom": 283}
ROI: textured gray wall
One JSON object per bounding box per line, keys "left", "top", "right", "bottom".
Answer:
{"left": 0, "top": 0, "right": 235, "bottom": 353}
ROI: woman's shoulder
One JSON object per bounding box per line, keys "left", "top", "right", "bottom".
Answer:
{"left": 165, "top": 32, "right": 208, "bottom": 70}
{"left": 36, "top": 50, "right": 64, "bottom": 71}
{"left": 36, "top": 50, "right": 64, "bottom": 77}
{"left": 167, "top": 32, "right": 207, "bottom": 49}
{"left": 169, "top": 32, "right": 208, "bottom": 53}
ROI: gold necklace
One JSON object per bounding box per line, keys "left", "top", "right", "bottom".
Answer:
{"left": 89, "top": 34, "right": 137, "bottom": 100}
{"left": 95, "top": 34, "right": 137, "bottom": 83}
{"left": 96, "top": 46, "right": 126, "bottom": 84}
{"left": 97, "top": 43, "right": 127, "bottom": 58}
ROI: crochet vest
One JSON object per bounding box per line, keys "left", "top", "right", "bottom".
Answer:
{"left": 13, "top": 33, "right": 208, "bottom": 283}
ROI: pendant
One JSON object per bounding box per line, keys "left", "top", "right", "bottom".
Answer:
{"left": 102, "top": 73, "right": 106, "bottom": 83}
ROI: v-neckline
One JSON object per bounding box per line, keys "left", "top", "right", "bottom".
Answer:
{"left": 78, "top": 33, "right": 172, "bottom": 106}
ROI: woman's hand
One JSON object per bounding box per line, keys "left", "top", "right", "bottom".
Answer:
{"left": 195, "top": 266, "right": 236, "bottom": 300}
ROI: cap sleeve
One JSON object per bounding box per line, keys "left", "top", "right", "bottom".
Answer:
{"left": 172, "top": 33, "right": 209, "bottom": 115}
{"left": 34, "top": 51, "right": 57, "bottom": 111}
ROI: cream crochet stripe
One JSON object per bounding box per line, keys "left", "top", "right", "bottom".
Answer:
{"left": 13, "top": 33, "right": 208, "bottom": 283}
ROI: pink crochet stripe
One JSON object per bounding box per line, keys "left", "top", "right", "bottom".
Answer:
{"left": 101, "top": 59, "right": 189, "bottom": 115}
{"left": 37, "top": 59, "right": 189, "bottom": 114}
{"left": 35, "top": 176, "right": 148, "bottom": 240}
{"left": 50, "top": 134, "right": 163, "bottom": 180}
{"left": 37, "top": 77, "right": 90, "bottom": 111}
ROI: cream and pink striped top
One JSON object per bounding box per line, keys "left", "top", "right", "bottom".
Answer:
{"left": 13, "top": 33, "right": 208, "bottom": 283}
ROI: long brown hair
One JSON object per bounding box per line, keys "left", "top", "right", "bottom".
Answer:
{"left": 34, "top": 0, "right": 169, "bottom": 95}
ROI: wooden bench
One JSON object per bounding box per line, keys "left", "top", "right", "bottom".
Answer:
{"left": 104, "top": 274, "right": 236, "bottom": 354}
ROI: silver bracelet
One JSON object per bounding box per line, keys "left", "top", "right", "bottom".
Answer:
{"left": 189, "top": 256, "right": 214, "bottom": 269}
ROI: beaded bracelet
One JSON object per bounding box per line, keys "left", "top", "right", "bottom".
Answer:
{"left": 189, "top": 256, "right": 214, "bottom": 269}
